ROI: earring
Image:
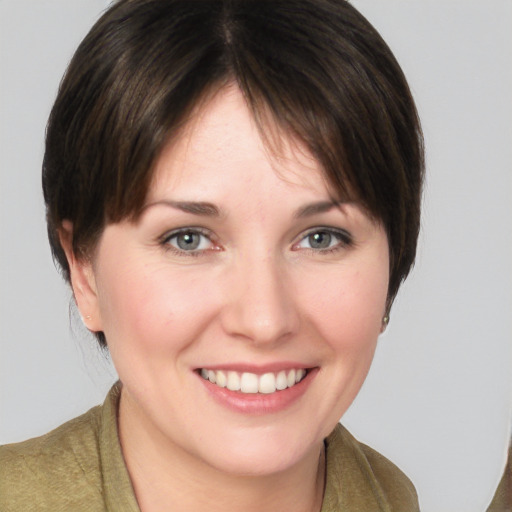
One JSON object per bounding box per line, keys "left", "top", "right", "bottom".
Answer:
{"left": 381, "top": 315, "right": 389, "bottom": 331}
{"left": 85, "top": 315, "right": 92, "bottom": 320}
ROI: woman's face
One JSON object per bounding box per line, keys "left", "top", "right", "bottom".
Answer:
{"left": 78, "top": 86, "right": 389, "bottom": 476}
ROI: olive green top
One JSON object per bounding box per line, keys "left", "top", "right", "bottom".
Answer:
{"left": 486, "top": 444, "right": 511, "bottom": 512}
{"left": 0, "top": 384, "right": 419, "bottom": 511}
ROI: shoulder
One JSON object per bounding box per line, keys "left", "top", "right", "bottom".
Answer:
{"left": 355, "top": 436, "right": 419, "bottom": 510}
{"left": 486, "top": 444, "right": 512, "bottom": 512}
{"left": 0, "top": 404, "right": 106, "bottom": 512}
{"left": 324, "top": 424, "right": 419, "bottom": 512}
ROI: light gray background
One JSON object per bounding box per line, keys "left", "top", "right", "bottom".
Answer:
{"left": 1, "top": 1, "right": 511, "bottom": 511}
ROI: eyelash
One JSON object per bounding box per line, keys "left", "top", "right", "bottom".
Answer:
{"left": 293, "top": 227, "right": 353, "bottom": 254}
{"left": 160, "top": 227, "right": 218, "bottom": 257}
{"left": 159, "top": 226, "right": 353, "bottom": 257}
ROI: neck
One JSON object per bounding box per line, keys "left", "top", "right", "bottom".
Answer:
{"left": 118, "top": 391, "right": 326, "bottom": 512}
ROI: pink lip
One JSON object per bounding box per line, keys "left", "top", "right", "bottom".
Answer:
{"left": 197, "top": 367, "right": 318, "bottom": 415}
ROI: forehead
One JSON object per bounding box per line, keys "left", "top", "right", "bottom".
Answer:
{"left": 146, "top": 85, "right": 336, "bottom": 204}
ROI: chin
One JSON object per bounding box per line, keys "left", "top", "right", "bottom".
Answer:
{"left": 190, "top": 424, "right": 323, "bottom": 477}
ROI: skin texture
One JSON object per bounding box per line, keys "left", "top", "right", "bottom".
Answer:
{"left": 61, "top": 86, "right": 390, "bottom": 512}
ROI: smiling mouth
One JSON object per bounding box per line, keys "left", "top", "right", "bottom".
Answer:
{"left": 199, "top": 368, "right": 308, "bottom": 394}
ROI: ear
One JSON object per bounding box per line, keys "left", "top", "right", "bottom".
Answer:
{"left": 59, "top": 221, "right": 103, "bottom": 332}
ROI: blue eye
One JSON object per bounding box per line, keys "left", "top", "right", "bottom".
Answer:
{"left": 306, "top": 231, "right": 334, "bottom": 249}
{"left": 163, "top": 229, "right": 213, "bottom": 253}
{"left": 296, "top": 228, "right": 352, "bottom": 251}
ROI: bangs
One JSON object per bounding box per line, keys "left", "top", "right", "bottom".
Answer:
{"left": 43, "top": 0, "right": 423, "bottom": 340}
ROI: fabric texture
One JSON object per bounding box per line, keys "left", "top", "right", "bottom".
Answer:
{"left": 0, "top": 384, "right": 419, "bottom": 511}
{"left": 486, "top": 445, "right": 512, "bottom": 512}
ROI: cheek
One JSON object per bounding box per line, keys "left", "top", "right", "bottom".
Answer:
{"left": 298, "top": 263, "right": 389, "bottom": 350}
{"left": 95, "top": 262, "right": 219, "bottom": 356}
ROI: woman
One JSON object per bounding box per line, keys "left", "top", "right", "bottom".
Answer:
{"left": 0, "top": 1, "right": 424, "bottom": 510}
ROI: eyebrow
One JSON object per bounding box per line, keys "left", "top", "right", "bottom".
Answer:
{"left": 143, "top": 199, "right": 344, "bottom": 219}
{"left": 294, "top": 201, "right": 343, "bottom": 218}
{"left": 142, "top": 200, "right": 220, "bottom": 217}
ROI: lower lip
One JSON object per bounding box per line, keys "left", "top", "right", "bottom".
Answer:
{"left": 197, "top": 368, "right": 318, "bottom": 415}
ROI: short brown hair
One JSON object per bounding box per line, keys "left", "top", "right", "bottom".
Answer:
{"left": 43, "top": 0, "right": 424, "bottom": 345}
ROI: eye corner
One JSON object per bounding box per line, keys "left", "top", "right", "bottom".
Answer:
{"left": 292, "top": 226, "right": 354, "bottom": 253}
{"left": 159, "top": 227, "right": 221, "bottom": 256}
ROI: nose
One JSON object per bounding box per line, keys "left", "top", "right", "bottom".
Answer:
{"left": 220, "top": 253, "right": 299, "bottom": 346}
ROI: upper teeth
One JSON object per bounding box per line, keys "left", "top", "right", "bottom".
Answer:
{"left": 200, "top": 368, "right": 307, "bottom": 394}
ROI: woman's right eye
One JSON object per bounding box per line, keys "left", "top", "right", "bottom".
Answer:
{"left": 162, "top": 229, "right": 215, "bottom": 254}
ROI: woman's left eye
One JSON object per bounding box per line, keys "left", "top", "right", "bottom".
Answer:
{"left": 294, "top": 228, "right": 352, "bottom": 252}
{"left": 162, "top": 229, "right": 214, "bottom": 253}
